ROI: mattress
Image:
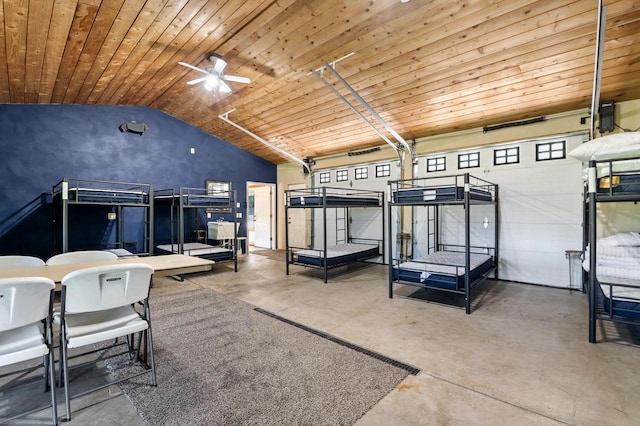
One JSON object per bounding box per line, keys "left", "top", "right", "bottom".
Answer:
{"left": 392, "top": 186, "right": 492, "bottom": 203}
{"left": 294, "top": 243, "right": 380, "bottom": 267}
{"left": 289, "top": 195, "right": 380, "bottom": 207}
{"left": 393, "top": 251, "right": 494, "bottom": 291}
{"left": 156, "top": 243, "right": 233, "bottom": 261}
{"left": 154, "top": 194, "right": 231, "bottom": 207}
{"left": 597, "top": 173, "right": 640, "bottom": 195}
{"left": 66, "top": 187, "right": 147, "bottom": 204}
{"left": 596, "top": 280, "right": 640, "bottom": 320}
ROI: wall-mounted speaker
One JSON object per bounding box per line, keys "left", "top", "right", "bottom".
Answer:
{"left": 599, "top": 101, "right": 615, "bottom": 133}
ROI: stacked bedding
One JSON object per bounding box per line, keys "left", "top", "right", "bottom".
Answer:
{"left": 583, "top": 232, "right": 640, "bottom": 317}
{"left": 583, "top": 232, "right": 640, "bottom": 282}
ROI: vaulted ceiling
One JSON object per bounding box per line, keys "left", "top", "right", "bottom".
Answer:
{"left": 1, "top": 0, "right": 639, "bottom": 164}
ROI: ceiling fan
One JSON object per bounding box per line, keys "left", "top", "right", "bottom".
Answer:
{"left": 178, "top": 54, "right": 250, "bottom": 93}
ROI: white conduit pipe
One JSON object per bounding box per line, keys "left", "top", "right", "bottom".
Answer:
{"left": 219, "top": 109, "right": 310, "bottom": 174}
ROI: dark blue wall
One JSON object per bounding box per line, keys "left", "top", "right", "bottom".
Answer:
{"left": 0, "top": 104, "right": 276, "bottom": 259}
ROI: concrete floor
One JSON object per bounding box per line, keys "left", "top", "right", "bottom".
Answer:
{"left": 3, "top": 251, "right": 640, "bottom": 425}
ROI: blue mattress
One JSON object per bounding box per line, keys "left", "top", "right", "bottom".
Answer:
{"left": 597, "top": 174, "right": 640, "bottom": 195}
{"left": 295, "top": 243, "right": 379, "bottom": 267}
{"left": 597, "top": 281, "right": 640, "bottom": 320}
{"left": 155, "top": 194, "right": 231, "bottom": 208}
{"left": 392, "top": 252, "right": 494, "bottom": 291}
{"left": 392, "top": 186, "right": 492, "bottom": 203}
{"left": 289, "top": 195, "right": 380, "bottom": 207}
{"left": 65, "top": 188, "right": 147, "bottom": 204}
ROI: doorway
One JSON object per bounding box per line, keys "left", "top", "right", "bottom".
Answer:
{"left": 246, "top": 182, "right": 276, "bottom": 251}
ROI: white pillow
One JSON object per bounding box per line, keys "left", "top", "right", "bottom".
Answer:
{"left": 598, "top": 232, "right": 640, "bottom": 247}
{"left": 568, "top": 132, "right": 640, "bottom": 161}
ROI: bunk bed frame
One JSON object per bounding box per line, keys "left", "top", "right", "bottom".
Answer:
{"left": 585, "top": 157, "right": 640, "bottom": 343}
{"left": 52, "top": 177, "right": 154, "bottom": 256}
{"left": 388, "top": 173, "right": 499, "bottom": 314}
{"left": 154, "top": 186, "right": 238, "bottom": 272}
{"left": 284, "top": 186, "right": 385, "bottom": 283}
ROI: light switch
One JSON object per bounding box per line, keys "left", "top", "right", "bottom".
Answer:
{"left": 190, "top": 147, "right": 196, "bottom": 154}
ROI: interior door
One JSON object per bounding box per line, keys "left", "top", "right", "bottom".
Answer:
{"left": 287, "top": 183, "right": 307, "bottom": 248}
{"left": 253, "top": 185, "right": 272, "bottom": 248}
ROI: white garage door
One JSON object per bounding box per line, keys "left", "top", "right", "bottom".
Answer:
{"left": 414, "top": 133, "right": 586, "bottom": 288}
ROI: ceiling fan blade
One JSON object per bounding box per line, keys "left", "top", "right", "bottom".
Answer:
{"left": 178, "top": 61, "right": 209, "bottom": 75}
{"left": 187, "top": 77, "right": 208, "bottom": 85}
{"left": 212, "top": 57, "right": 227, "bottom": 74}
{"left": 223, "top": 75, "right": 250, "bottom": 84}
{"left": 218, "top": 80, "right": 232, "bottom": 93}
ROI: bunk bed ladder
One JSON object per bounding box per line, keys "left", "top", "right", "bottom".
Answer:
{"left": 427, "top": 205, "right": 437, "bottom": 254}
{"left": 99, "top": 207, "right": 118, "bottom": 249}
{"left": 336, "top": 207, "right": 347, "bottom": 245}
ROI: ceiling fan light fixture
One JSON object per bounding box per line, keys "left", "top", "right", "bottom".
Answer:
{"left": 204, "top": 74, "right": 219, "bottom": 91}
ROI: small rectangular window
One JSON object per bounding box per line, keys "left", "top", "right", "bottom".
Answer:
{"left": 458, "top": 152, "right": 479, "bottom": 169}
{"left": 355, "top": 167, "right": 368, "bottom": 180}
{"left": 376, "top": 164, "right": 391, "bottom": 177}
{"left": 536, "top": 141, "right": 566, "bottom": 161}
{"left": 426, "top": 156, "right": 446, "bottom": 173}
{"left": 494, "top": 147, "right": 519, "bottom": 165}
{"left": 336, "top": 169, "right": 348, "bottom": 182}
{"left": 319, "top": 172, "right": 330, "bottom": 184}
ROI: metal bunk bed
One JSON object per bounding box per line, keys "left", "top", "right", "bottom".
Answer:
{"left": 154, "top": 186, "right": 238, "bottom": 271}
{"left": 51, "top": 177, "right": 153, "bottom": 256}
{"left": 284, "top": 186, "right": 384, "bottom": 283}
{"left": 388, "top": 173, "right": 499, "bottom": 314}
{"left": 585, "top": 156, "right": 640, "bottom": 343}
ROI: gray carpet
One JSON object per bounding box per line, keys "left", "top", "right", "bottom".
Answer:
{"left": 109, "top": 287, "right": 411, "bottom": 425}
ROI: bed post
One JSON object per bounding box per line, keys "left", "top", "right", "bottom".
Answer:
{"left": 588, "top": 160, "right": 597, "bottom": 343}
{"left": 233, "top": 189, "right": 238, "bottom": 272}
{"left": 178, "top": 187, "right": 185, "bottom": 255}
{"left": 388, "top": 183, "right": 394, "bottom": 298}
{"left": 322, "top": 187, "right": 328, "bottom": 283}
{"left": 494, "top": 184, "right": 499, "bottom": 280}
{"left": 285, "top": 190, "right": 290, "bottom": 276}
{"left": 464, "top": 173, "right": 471, "bottom": 314}
{"left": 149, "top": 185, "right": 154, "bottom": 255}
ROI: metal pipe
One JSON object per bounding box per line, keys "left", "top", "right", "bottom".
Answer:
{"left": 310, "top": 69, "right": 399, "bottom": 154}
{"left": 219, "top": 110, "right": 310, "bottom": 173}
{"left": 323, "top": 63, "right": 414, "bottom": 157}
{"left": 590, "top": 2, "right": 607, "bottom": 140}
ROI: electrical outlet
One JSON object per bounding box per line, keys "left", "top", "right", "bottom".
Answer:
{"left": 190, "top": 147, "right": 196, "bottom": 154}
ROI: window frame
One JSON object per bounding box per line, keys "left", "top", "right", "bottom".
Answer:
{"left": 354, "top": 166, "right": 368, "bottom": 180}
{"left": 493, "top": 147, "right": 520, "bottom": 166}
{"left": 336, "top": 169, "right": 348, "bottom": 182}
{"left": 375, "top": 163, "right": 391, "bottom": 178}
{"left": 536, "top": 140, "right": 566, "bottom": 161}
{"left": 319, "top": 171, "right": 330, "bottom": 184}
{"left": 458, "top": 152, "right": 480, "bottom": 169}
{"left": 426, "top": 156, "right": 446, "bottom": 173}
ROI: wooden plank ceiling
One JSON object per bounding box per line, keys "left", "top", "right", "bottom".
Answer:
{"left": 1, "top": 0, "right": 639, "bottom": 164}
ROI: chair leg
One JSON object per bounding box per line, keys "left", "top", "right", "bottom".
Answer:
{"left": 43, "top": 354, "right": 49, "bottom": 392}
{"left": 146, "top": 325, "right": 157, "bottom": 386}
{"left": 48, "top": 348, "right": 58, "bottom": 425}
{"left": 61, "top": 340, "right": 71, "bottom": 422}
{"left": 58, "top": 328, "right": 64, "bottom": 387}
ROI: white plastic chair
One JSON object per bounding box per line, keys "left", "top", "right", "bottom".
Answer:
{"left": 59, "top": 263, "right": 157, "bottom": 421}
{"left": 0, "top": 255, "right": 45, "bottom": 269}
{"left": 0, "top": 277, "right": 57, "bottom": 425}
{"left": 46, "top": 250, "right": 118, "bottom": 265}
